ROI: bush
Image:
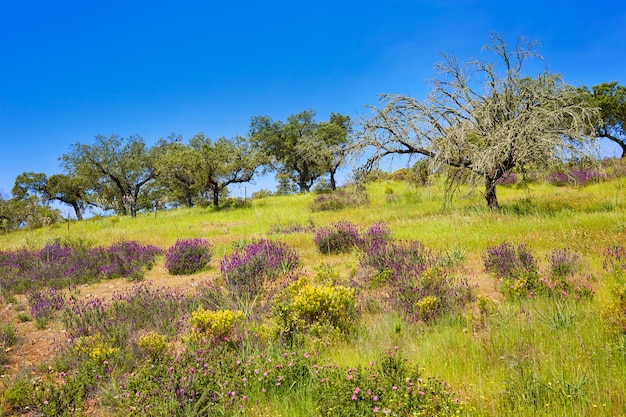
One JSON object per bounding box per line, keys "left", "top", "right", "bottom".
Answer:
{"left": 548, "top": 167, "right": 601, "bottom": 186}
{"left": 28, "top": 287, "right": 66, "bottom": 328}
{"left": 165, "top": 238, "right": 212, "bottom": 275}
{"left": 0, "top": 241, "right": 161, "bottom": 294}
{"left": 220, "top": 239, "right": 300, "bottom": 297}
{"left": 188, "top": 307, "right": 244, "bottom": 343}
{"left": 137, "top": 331, "right": 169, "bottom": 360}
{"left": 314, "top": 221, "right": 363, "bottom": 255}
{"left": 310, "top": 187, "right": 369, "bottom": 212}
{"left": 274, "top": 279, "right": 357, "bottom": 340}
{"left": 360, "top": 239, "right": 474, "bottom": 322}
{"left": 314, "top": 348, "right": 463, "bottom": 416}
{"left": 483, "top": 242, "right": 539, "bottom": 298}
{"left": 483, "top": 242, "right": 537, "bottom": 280}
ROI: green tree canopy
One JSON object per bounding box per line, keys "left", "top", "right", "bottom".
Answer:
{"left": 12, "top": 172, "right": 90, "bottom": 220}
{"left": 60, "top": 134, "right": 156, "bottom": 217}
{"left": 249, "top": 110, "right": 350, "bottom": 193}
{"left": 190, "top": 134, "right": 261, "bottom": 207}
{"left": 581, "top": 81, "right": 626, "bottom": 157}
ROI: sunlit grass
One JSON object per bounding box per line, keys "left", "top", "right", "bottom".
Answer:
{"left": 2, "top": 177, "right": 626, "bottom": 416}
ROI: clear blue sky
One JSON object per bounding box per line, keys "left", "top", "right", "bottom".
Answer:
{"left": 1, "top": 0, "right": 625, "bottom": 198}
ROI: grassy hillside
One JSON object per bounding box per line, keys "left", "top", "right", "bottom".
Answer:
{"left": 1, "top": 178, "right": 625, "bottom": 416}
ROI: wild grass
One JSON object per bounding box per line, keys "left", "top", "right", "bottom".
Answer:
{"left": 1, "top": 177, "right": 626, "bottom": 416}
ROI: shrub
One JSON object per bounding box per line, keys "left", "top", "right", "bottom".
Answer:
{"left": 314, "top": 221, "right": 363, "bottom": 255}
{"left": 74, "top": 333, "right": 120, "bottom": 363}
{"left": 188, "top": 307, "right": 244, "bottom": 342}
{"left": 310, "top": 187, "right": 369, "bottom": 212}
{"left": 314, "top": 347, "right": 463, "bottom": 416}
{"left": 101, "top": 241, "right": 162, "bottom": 280}
{"left": 0, "top": 241, "right": 161, "bottom": 294}
{"left": 604, "top": 246, "right": 626, "bottom": 277}
{"left": 483, "top": 242, "right": 539, "bottom": 298}
{"left": 483, "top": 242, "right": 537, "bottom": 280}
{"left": 537, "top": 248, "right": 594, "bottom": 301}
{"left": 28, "top": 287, "right": 66, "bottom": 329}
{"left": 220, "top": 239, "right": 300, "bottom": 297}
{"left": 165, "top": 238, "right": 212, "bottom": 275}
{"left": 548, "top": 167, "right": 601, "bottom": 186}
{"left": 137, "top": 331, "right": 169, "bottom": 360}
{"left": 361, "top": 239, "right": 432, "bottom": 276}
{"left": 275, "top": 280, "right": 357, "bottom": 336}
{"left": 360, "top": 238, "right": 474, "bottom": 322}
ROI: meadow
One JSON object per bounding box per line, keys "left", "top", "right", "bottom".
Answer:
{"left": 1, "top": 171, "right": 625, "bottom": 416}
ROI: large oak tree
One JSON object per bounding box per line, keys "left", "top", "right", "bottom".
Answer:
{"left": 61, "top": 134, "right": 156, "bottom": 217}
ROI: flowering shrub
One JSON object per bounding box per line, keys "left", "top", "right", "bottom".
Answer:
{"left": 315, "top": 347, "right": 463, "bottom": 416}
{"left": 101, "top": 241, "right": 162, "bottom": 280}
{"left": 361, "top": 239, "right": 432, "bottom": 280}
{"left": 497, "top": 170, "right": 518, "bottom": 186}
{"left": 361, "top": 221, "right": 393, "bottom": 252}
{"left": 537, "top": 248, "right": 594, "bottom": 300}
{"left": 548, "top": 168, "right": 601, "bottom": 186}
{"left": 483, "top": 242, "right": 538, "bottom": 281}
{"left": 314, "top": 221, "right": 363, "bottom": 255}
{"left": 483, "top": 242, "right": 539, "bottom": 298}
{"left": 165, "top": 238, "right": 212, "bottom": 275}
{"left": 274, "top": 279, "right": 357, "bottom": 340}
{"left": 189, "top": 307, "right": 244, "bottom": 340}
{"left": 137, "top": 331, "right": 169, "bottom": 360}
{"left": 485, "top": 243, "right": 595, "bottom": 300}
{"left": 360, "top": 238, "right": 474, "bottom": 322}
{"left": 0, "top": 241, "right": 161, "bottom": 294}
{"left": 115, "top": 344, "right": 461, "bottom": 417}
{"left": 28, "top": 287, "right": 66, "bottom": 328}
{"left": 74, "top": 333, "right": 120, "bottom": 364}
{"left": 220, "top": 239, "right": 299, "bottom": 296}
{"left": 604, "top": 246, "right": 626, "bottom": 277}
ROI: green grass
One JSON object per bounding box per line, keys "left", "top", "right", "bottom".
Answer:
{"left": 1, "top": 178, "right": 626, "bottom": 416}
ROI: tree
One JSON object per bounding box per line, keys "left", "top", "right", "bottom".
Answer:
{"left": 61, "top": 134, "right": 156, "bottom": 217}
{"left": 581, "top": 81, "right": 626, "bottom": 158}
{"left": 250, "top": 110, "right": 329, "bottom": 193}
{"left": 249, "top": 110, "right": 350, "bottom": 193}
{"left": 153, "top": 135, "right": 199, "bottom": 208}
{"left": 0, "top": 192, "right": 60, "bottom": 232}
{"left": 355, "top": 33, "right": 599, "bottom": 208}
{"left": 190, "top": 134, "right": 260, "bottom": 207}
{"left": 317, "top": 113, "right": 352, "bottom": 190}
{"left": 12, "top": 171, "right": 90, "bottom": 220}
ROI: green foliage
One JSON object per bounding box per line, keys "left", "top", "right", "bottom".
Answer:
{"left": 582, "top": 81, "right": 626, "bottom": 157}
{"left": 250, "top": 110, "right": 350, "bottom": 193}
{"left": 60, "top": 134, "right": 156, "bottom": 217}
{"left": 314, "top": 348, "right": 463, "bottom": 416}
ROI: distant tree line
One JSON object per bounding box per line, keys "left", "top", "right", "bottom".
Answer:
{"left": 2, "top": 110, "right": 351, "bottom": 231}
{"left": 2, "top": 33, "right": 624, "bottom": 231}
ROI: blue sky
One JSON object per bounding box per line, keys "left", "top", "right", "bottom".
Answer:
{"left": 1, "top": 0, "right": 625, "bottom": 200}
